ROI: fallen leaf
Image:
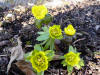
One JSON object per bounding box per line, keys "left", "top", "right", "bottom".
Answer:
{"left": 7, "top": 36, "right": 24, "bottom": 73}
{"left": 15, "top": 60, "right": 36, "bottom": 75}
{"left": 8, "top": 63, "right": 25, "bottom": 75}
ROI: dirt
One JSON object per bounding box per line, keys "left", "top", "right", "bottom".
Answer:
{"left": 0, "top": 0, "right": 100, "bottom": 75}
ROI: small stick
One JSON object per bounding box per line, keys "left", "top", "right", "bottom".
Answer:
{"left": 0, "top": 55, "right": 8, "bottom": 57}
{"left": 53, "top": 54, "right": 62, "bottom": 60}
{"left": 0, "top": 40, "right": 10, "bottom": 46}
{"left": 73, "top": 38, "right": 85, "bottom": 45}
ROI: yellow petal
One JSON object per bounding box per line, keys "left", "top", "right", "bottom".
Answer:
{"left": 64, "top": 24, "right": 76, "bottom": 36}
{"left": 32, "top": 5, "right": 48, "bottom": 20}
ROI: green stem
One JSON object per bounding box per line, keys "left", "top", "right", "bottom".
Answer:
{"left": 68, "top": 73, "right": 71, "bottom": 75}
{"left": 41, "top": 37, "right": 50, "bottom": 45}
{"left": 37, "top": 71, "right": 44, "bottom": 75}
{"left": 50, "top": 38, "right": 55, "bottom": 50}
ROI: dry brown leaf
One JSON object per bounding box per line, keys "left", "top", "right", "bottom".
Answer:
{"left": 7, "top": 36, "right": 24, "bottom": 73}
{"left": 15, "top": 60, "right": 36, "bottom": 75}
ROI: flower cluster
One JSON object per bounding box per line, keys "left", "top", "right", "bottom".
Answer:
{"left": 27, "top": 4, "right": 85, "bottom": 75}
{"left": 49, "top": 25, "right": 63, "bottom": 39}
{"left": 32, "top": 5, "right": 48, "bottom": 20}
{"left": 64, "top": 51, "right": 80, "bottom": 66}
{"left": 30, "top": 51, "right": 48, "bottom": 72}
{"left": 64, "top": 24, "right": 76, "bottom": 36}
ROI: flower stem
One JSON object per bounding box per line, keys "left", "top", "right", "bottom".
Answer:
{"left": 68, "top": 72, "right": 71, "bottom": 75}
{"left": 50, "top": 38, "right": 55, "bottom": 50}
{"left": 37, "top": 71, "right": 44, "bottom": 75}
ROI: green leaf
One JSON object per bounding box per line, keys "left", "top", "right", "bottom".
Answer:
{"left": 68, "top": 45, "right": 77, "bottom": 53}
{"left": 35, "top": 19, "right": 43, "bottom": 29}
{"left": 42, "top": 14, "right": 53, "bottom": 24}
{"left": 36, "top": 33, "right": 49, "bottom": 41}
{"left": 34, "top": 44, "right": 42, "bottom": 51}
{"left": 75, "top": 59, "right": 84, "bottom": 69}
{"left": 44, "top": 38, "right": 51, "bottom": 50}
{"left": 80, "top": 59, "right": 84, "bottom": 66}
{"left": 37, "top": 32, "right": 45, "bottom": 35}
{"left": 37, "top": 32, "right": 49, "bottom": 36}
{"left": 42, "top": 26, "right": 49, "bottom": 32}
{"left": 67, "top": 65, "right": 73, "bottom": 73}
{"left": 32, "top": 50, "right": 39, "bottom": 56}
{"left": 61, "top": 60, "right": 67, "bottom": 66}
{"left": 24, "top": 51, "right": 33, "bottom": 62}
{"left": 59, "top": 56, "right": 65, "bottom": 59}
{"left": 36, "top": 26, "right": 49, "bottom": 41}
{"left": 41, "top": 39, "right": 48, "bottom": 45}
{"left": 45, "top": 50, "right": 55, "bottom": 61}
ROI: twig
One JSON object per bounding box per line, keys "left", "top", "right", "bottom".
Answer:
{"left": 73, "top": 38, "right": 86, "bottom": 45}
{"left": 84, "top": 67, "right": 87, "bottom": 75}
{"left": 0, "top": 55, "right": 8, "bottom": 57}
{"left": 53, "top": 54, "right": 62, "bottom": 60}
{"left": 25, "top": 45, "right": 33, "bottom": 48}
{"left": 0, "top": 40, "right": 10, "bottom": 46}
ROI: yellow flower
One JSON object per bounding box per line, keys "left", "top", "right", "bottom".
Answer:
{"left": 32, "top": 5, "right": 48, "bottom": 20}
{"left": 49, "top": 25, "right": 63, "bottom": 39}
{"left": 64, "top": 51, "right": 80, "bottom": 67}
{"left": 64, "top": 24, "right": 76, "bottom": 36}
{"left": 30, "top": 51, "right": 48, "bottom": 72}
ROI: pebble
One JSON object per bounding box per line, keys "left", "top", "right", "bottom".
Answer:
{"left": 22, "top": 22, "right": 28, "bottom": 28}
{"left": 60, "top": 72, "right": 63, "bottom": 75}
{"left": 95, "top": 25, "right": 100, "bottom": 34}
{"left": 14, "top": 5, "right": 27, "bottom": 14}
{"left": 55, "top": 39, "right": 61, "bottom": 44}
{"left": 28, "top": 17, "right": 34, "bottom": 24}
{"left": 94, "top": 9, "right": 100, "bottom": 18}
{"left": 0, "top": 27, "right": 3, "bottom": 31}
{"left": 16, "top": 16, "right": 21, "bottom": 20}
{"left": 88, "top": 70, "right": 92, "bottom": 74}
{"left": 4, "top": 13, "right": 15, "bottom": 22}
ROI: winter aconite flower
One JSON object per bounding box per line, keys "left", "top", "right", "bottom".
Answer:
{"left": 64, "top": 24, "right": 76, "bottom": 36}
{"left": 49, "top": 25, "right": 63, "bottom": 39}
{"left": 32, "top": 5, "right": 48, "bottom": 20}
{"left": 64, "top": 51, "right": 80, "bottom": 66}
{"left": 30, "top": 51, "right": 48, "bottom": 72}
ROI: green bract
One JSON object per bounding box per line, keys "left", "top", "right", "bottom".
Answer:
{"left": 36, "top": 26, "right": 55, "bottom": 50}
{"left": 49, "top": 25, "right": 63, "bottom": 39}
{"left": 36, "top": 25, "right": 63, "bottom": 50}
